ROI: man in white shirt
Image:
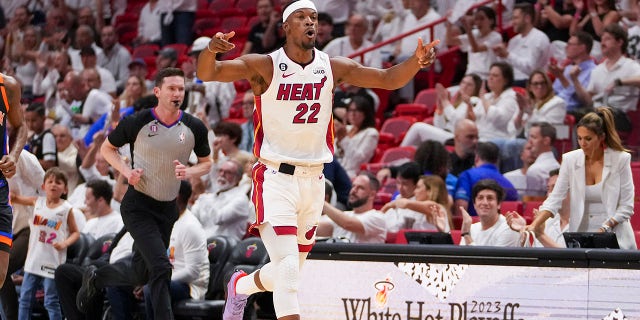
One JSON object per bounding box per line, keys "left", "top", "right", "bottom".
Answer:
{"left": 82, "top": 179, "right": 124, "bottom": 239}
{"left": 319, "top": 173, "right": 387, "bottom": 243}
{"left": 68, "top": 25, "right": 106, "bottom": 71}
{"left": 460, "top": 179, "right": 520, "bottom": 246}
{"left": 323, "top": 14, "right": 382, "bottom": 68}
{"left": 99, "top": 25, "right": 132, "bottom": 93}
{"left": 392, "top": 0, "right": 445, "bottom": 101}
{"left": 80, "top": 47, "right": 117, "bottom": 96}
{"left": 574, "top": 24, "right": 640, "bottom": 113}
{"left": 60, "top": 71, "right": 112, "bottom": 140}
{"left": 525, "top": 122, "right": 560, "bottom": 198}
{"left": 191, "top": 159, "right": 250, "bottom": 242}
{"left": 493, "top": 3, "right": 550, "bottom": 86}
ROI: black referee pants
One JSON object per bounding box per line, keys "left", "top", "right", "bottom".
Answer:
{"left": 119, "top": 187, "right": 178, "bottom": 320}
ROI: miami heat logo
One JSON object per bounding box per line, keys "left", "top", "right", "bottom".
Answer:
{"left": 305, "top": 225, "right": 317, "bottom": 240}
{"left": 373, "top": 276, "right": 395, "bottom": 308}
{"left": 207, "top": 240, "right": 217, "bottom": 253}
{"left": 245, "top": 243, "right": 258, "bottom": 258}
{"left": 101, "top": 240, "right": 113, "bottom": 254}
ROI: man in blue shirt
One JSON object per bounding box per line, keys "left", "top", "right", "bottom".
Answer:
{"left": 454, "top": 142, "right": 518, "bottom": 216}
{"left": 550, "top": 31, "right": 596, "bottom": 115}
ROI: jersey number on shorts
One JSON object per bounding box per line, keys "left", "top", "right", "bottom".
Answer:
{"left": 293, "top": 103, "right": 320, "bottom": 124}
{"left": 38, "top": 231, "right": 57, "bottom": 244}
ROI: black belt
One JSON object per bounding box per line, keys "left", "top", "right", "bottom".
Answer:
{"left": 278, "top": 163, "right": 296, "bottom": 175}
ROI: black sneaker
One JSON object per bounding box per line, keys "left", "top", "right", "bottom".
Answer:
{"left": 76, "top": 265, "right": 98, "bottom": 313}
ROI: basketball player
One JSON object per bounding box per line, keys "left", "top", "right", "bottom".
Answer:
{"left": 196, "top": 1, "right": 439, "bottom": 319}
{"left": 0, "top": 73, "right": 28, "bottom": 289}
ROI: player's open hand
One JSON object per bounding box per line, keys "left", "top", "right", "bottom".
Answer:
{"left": 414, "top": 38, "right": 440, "bottom": 68}
{"left": 207, "top": 31, "right": 236, "bottom": 54}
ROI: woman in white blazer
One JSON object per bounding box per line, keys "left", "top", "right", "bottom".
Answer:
{"left": 527, "top": 107, "right": 636, "bottom": 249}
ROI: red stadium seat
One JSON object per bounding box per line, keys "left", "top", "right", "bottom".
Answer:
{"left": 132, "top": 44, "right": 159, "bottom": 58}
{"left": 500, "top": 201, "right": 523, "bottom": 214}
{"left": 209, "top": 0, "right": 241, "bottom": 17}
{"left": 374, "top": 192, "right": 392, "bottom": 210}
{"left": 193, "top": 17, "right": 221, "bottom": 36}
{"left": 220, "top": 16, "right": 248, "bottom": 32}
{"left": 379, "top": 146, "right": 415, "bottom": 164}
{"left": 393, "top": 103, "right": 433, "bottom": 119}
{"left": 413, "top": 88, "right": 437, "bottom": 111}
{"left": 236, "top": 0, "right": 258, "bottom": 16}
{"left": 380, "top": 116, "right": 416, "bottom": 145}
{"left": 523, "top": 201, "right": 543, "bottom": 219}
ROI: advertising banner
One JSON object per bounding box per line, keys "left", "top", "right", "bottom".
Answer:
{"left": 299, "top": 260, "right": 640, "bottom": 320}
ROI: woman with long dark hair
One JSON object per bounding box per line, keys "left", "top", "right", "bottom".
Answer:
{"left": 527, "top": 107, "right": 636, "bottom": 249}
{"left": 335, "top": 95, "right": 379, "bottom": 178}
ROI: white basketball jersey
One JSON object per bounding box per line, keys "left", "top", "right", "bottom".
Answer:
{"left": 255, "top": 48, "right": 335, "bottom": 165}
{"left": 24, "top": 197, "right": 72, "bottom": 278}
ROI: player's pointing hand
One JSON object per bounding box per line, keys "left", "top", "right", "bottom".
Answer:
{"left": 414, "top": 38, "right": 440, "bottom": 68}
{"left": 207, "top": 31, "right": 236, "bottom": 54}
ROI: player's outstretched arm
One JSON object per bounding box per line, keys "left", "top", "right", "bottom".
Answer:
{"left": 332, "top": 39, "right": 439, "bottom": 90}
{"left": 196, "top": 31, "right": 263, "bottom": 83}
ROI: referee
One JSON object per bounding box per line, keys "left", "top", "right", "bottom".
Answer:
{"left": 98, "top": 68, "right": 211, "bottom": 319}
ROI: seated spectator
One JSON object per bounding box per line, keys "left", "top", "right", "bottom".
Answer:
{"left": 25, "top": 102, "right": 57, "bottom": 170}
{"left": 238, "top": 90, "right": 255, "bottom": 153}
{"left": 514, "top": 69, "right": 567, "bottom": 137}
{"left": 323, "top": 14, "right": 382, "bottom": 68}
{"left": 68, "top": 133, "right": 117, "bottom": 211}
{"left": 573, "top": 24, "right": 640, "bottom": 113}
{"left": 68, "top": 25, "right": 105, "bottom": 72}
{"left": 190, "top": 159, "right": 250, "bottom": 242}
{"left": 118, "top": 75, "right": 148, "bottom": 109}
{"left": 51, "top": 125, "right": 82, "bottom": 194}
{"left": 59, "top": 70, "right": 112, "bottom": 139}
{"left": 391, "top": 0, "right": 445, "bottom": 101}
{"left": 99, "top": 25, "right": 132, "bottom": 93}
{"left": 526, "top": 107, "right": 637, "bottom": 250}
{"left": 382, "top": 174, "right": 452, "bottom": 233}
{"left": 449, "top": 119, "right": 479, "bottom": 176}
{"left": 159, "top": 0, "right": 195, "bottom": 46}
{"left": 469, "top": 62, "right": 519, "bottom": 141}
{"left": 188, "top": 37, "right": 237, "bottom": 127}
{"left": 400, "top": 74, "right": 482, "bottom": 146}
{"left": 459, "top": 179, "right": 520, "bottom": 246}
{"left": 335, "top": 95, "right": 379, "bottom": 178}
{"left": 525, "top": 122, "right": 561, "bottom": 198}
{"left": 54, "top": 227, "right": 133, "bottom": 319}
{"left": 206, "top": 121, "right": 254, "bottom": 193}
{"left": 128, "top": 58, "right": 154, "bottom": 92}
{"left": 143, "top": 181, "right": 209, "bottom": 316}
{"left": 32, "top": 50, "right": 73, "bottom": 114}
{"left": 380, "top": 162, "right": 421, "bottom": 234}
{"left": 80, "top": 46, "right": 117, "bottom": 96}
{"left": 504, "top": 142, "right": 536, "bottom": 199}
{"left": 315, "top": 12, "right": 334, "bottom": 50}
{"left": 550, "top": 31, "right": 596, "bottom": 116}
{"left": 627, "top": 2, "right": 640, "bottom": 61}
{"left": 493, "top": 3, "right": 550, "bottom": 87}
{"left": 11, "top": 26, "right": 40, "bottom": 98}
{"left": 570, "top": 0, "right": 620, "bottom": 58}
{"left": 379, "top": 140, "right": 458, "bottom": 197}
{"left": 446, "top": 6, "right": 502, "bottom": 80}
{"left": 535, "top": 0, "right": 575, "bottom": 43}
{"left": 319, "top": 173, "right": 387, "bottom": 243}
{"left": 135, "top": 0, "right": 162, "bottom": 46}
{"left": 506, "top": 168, "right": 569, "bottom": 247}
{"left": 81, "top": 179, "right": 124, "bottom": 238}
{"left": 241, "top": 0, "right": 285, "bottom": 55}
{"left": 454, "top": 142, "right": 518, "bottom": 216}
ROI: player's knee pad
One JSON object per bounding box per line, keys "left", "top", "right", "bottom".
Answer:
{"left": 278, "top": 254, "right": 299, "bottom": 292}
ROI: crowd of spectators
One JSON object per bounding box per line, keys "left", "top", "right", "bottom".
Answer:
{"left": 1, "top": 0, "right": 640, "bottom": 317}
